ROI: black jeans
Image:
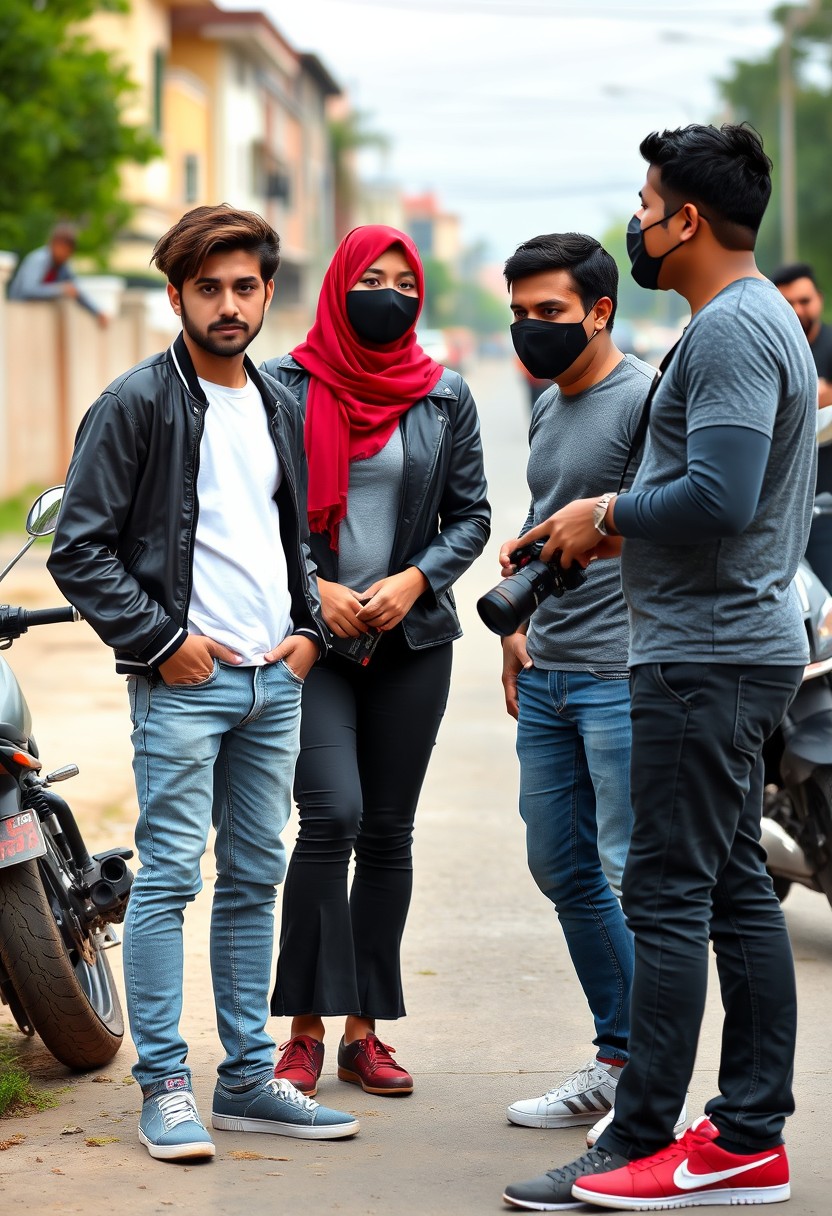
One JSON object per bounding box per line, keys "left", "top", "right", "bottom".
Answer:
{"left": 599, "top": 662, "right": 802, "bottom": 1160}
{"left": 271, "top": 627, "right": 452, "bottom": 1020}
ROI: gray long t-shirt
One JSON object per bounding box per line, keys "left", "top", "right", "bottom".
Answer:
{"left": 620, "top": 277, "right": 817, "bottom": 666}
{"left": 523, "top": 353, "right": 655, "bottom": 670}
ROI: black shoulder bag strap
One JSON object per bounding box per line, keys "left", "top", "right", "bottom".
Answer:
{"left": 617, "top": 338, "right": 682, "bottom": 494}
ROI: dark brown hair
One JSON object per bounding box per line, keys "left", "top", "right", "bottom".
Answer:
{"left": 151, "top": 204, "right": 280, "bottom": 289}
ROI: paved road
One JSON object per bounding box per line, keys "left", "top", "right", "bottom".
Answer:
{"left": 1, "top": 357, "right": 829, "bottom": 1213}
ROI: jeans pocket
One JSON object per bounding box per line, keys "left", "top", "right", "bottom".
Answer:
{"left": 651, "top": 662, "right": 705, "bottom": 709}
{"left": 278, "top": 658, "right": 304, "bottom": 686}
{"left": 161, "top": 658, "right": 220, "bottom": 691}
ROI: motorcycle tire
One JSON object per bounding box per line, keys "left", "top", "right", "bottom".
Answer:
{"left": 791, "top": 766, "right": 832, "bottom": 910}
{"left": 0, "top": 858, "right": 123, "bottom": 1069}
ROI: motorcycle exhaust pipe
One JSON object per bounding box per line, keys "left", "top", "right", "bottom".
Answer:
{"left": 84, "top": 850, "right": 134, "bottom": 922}
{"left": 760, "top": 818, "right": 815, "bottom": 881}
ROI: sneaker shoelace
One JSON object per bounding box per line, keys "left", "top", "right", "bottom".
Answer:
{"left": 277, "top": 1038, "right": 317, "bottom": 1072}
{"left": 547, "top": 1148, "right": 617, "bottom": 1184}
{"left": 362, "top": 1035, "right": 404, "bottom": 1074}
{"left": 266, "top": 1077, "right": 319, "bottom": 1112}
{"left": 156, "top": 1090, "right": 202, "bottom": 1131}
{"left": 546, "top": 1060, "right": 606, "bottom": 1099}
{"left": 628, "top": 1124, "right": 711, "bottom": 1174}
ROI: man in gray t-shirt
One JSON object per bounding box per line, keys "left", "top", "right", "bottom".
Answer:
{"left": 495, "top": 234, "right": 654, "bottom": 1142}
{"left": 504, "top": 126, "right": 816, "bottom": 1213}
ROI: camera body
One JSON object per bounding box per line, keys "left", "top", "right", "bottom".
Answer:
{"left": 477, "top": 541, "right": 587, "bottom": 637}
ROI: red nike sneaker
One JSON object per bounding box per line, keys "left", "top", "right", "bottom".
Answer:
{"left": 572, "top": 1115, "right": 790, "bottom": 1209}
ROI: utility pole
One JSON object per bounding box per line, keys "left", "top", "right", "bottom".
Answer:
{"left": 778, "top": 0, "right": 822, "bottom": 262}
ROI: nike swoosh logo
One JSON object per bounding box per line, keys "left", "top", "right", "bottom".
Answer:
{"left": 673, "top": 1154, "right": 780, "bottom": 1191}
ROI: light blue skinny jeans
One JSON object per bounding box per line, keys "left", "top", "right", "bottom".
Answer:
{"left": 124, "top": 659, "right": 302, "bottom": 1090}
{"left": 516, "top": 666, "right": 634, "bottom": 1064}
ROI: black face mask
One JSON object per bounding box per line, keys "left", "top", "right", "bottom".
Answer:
{"left": 626, "top": 208, "right": 683, "bottom": 290}
{"left": 510, "top": 309, "right": 596, "bottom": 380}
{"left": 346, "top": 288, "right": 419, "bottom": 345}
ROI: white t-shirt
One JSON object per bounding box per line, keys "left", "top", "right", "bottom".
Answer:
{"left": 187, "top": 374, "right": 293, "bottom": 664}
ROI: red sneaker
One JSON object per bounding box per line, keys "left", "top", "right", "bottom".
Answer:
{"left": 337, "top": 1033, "right": 413, "bottom": 1095}
{"left": 273, "top": 1035, "right": 324, "bottom": 1096}
{"left": 572, "top": 1116, "right": 790, "bottom": 1209}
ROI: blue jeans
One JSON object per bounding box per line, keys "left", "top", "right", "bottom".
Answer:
{"left": 124, "top": 659, "right": 302, "bottom": 1089}
{"left": 516, "top": 667, "right": 634, "bottom": 1064}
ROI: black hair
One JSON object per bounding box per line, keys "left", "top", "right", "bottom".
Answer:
{"left": 639, "top": 123, "right": 772, "bottom": 250}
{"left": 503, "top": 233, "right": 618, "bottom": 331}
{"left": 770, "top": 262, "right": 820, "bottom": 290}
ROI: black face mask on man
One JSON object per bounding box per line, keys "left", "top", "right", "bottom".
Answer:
{"left": 510, "top": 308, "right": 597, "bottom": 381}
{"left": 346, "top": 288, "right": 419, "bottom": 345}
{"left": 626, "top": 208, "right": 683, "bottom": 290}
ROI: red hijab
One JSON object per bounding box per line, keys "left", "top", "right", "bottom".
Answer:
{"left": 293, "top": 225, "right": 443, "bottom": 545}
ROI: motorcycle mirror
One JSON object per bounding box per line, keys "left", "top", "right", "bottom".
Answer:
{"left": 26, "top": 486, "right": 64, "bottom": 538}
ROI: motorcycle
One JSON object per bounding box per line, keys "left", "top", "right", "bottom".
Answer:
{"left": 762, "top": 494, "right": 832, "bottom": 910}
{"left": 0, "top": 487, "right": 133, "bottom": 1068}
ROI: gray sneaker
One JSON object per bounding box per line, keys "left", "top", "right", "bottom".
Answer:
{"left": 138, "top": 1075, "right": 216, "bottom": 1162}
{"left": 502, "top": 1146, "right": 628, "bottom": 1211}
{"left": 212, "top": 1076, "right": 360, "bottom": 1140}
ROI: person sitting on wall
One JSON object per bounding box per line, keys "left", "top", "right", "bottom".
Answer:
{"left": 8, "top": 223, "right": 109, "bottom": 328}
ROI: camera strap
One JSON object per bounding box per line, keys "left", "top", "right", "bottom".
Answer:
{"left": 617, "top": 337, "right": 682, "bottom": 493}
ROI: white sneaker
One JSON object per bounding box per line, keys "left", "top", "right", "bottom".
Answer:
{"left": 506, "top": 1059, "right": 622, "bottom": 1129}
{"left": 586, "top": 1098, "right": 688, "bottom": 1147}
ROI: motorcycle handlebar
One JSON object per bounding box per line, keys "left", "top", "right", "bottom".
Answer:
{"left": 0, "top": 605, "right": 79, "bottom": 640}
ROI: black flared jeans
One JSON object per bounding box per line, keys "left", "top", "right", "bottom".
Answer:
{"left": 271, "top": 626, "right": 452, "bottom": 1021}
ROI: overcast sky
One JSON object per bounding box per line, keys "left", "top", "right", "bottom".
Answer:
{"left": 237, "top": 0, "right": 781, "bottom": 259}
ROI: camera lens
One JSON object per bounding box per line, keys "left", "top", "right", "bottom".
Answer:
{"left": 477, "top": 561, "right": 558, "bottom": 636}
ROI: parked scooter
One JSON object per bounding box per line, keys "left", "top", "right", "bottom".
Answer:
{"left": 0, "top": 487, "right": 133, "bottom": 1068}
{"left": 762, "top": 494, "right": 832, "bottom": 910}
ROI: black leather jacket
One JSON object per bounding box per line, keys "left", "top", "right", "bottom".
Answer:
{"left": 48, "top": 334, "right": 327, "bottom": 674}
{"left": 260, "top": 355, "right": 491, "bottom": 649}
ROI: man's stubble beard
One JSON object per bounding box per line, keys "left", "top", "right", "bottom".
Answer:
{"left": 180, "top": 300, "right": 266, "bottom": 359}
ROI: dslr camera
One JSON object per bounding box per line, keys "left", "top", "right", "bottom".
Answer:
{"left": 477, "top": 540, "right": 587, "bottom": 636}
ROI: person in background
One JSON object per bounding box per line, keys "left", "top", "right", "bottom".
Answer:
{"left": 503, "top": 123, "right": 815, "bottom": 1212}
{"left": 48, "top": 204, "right": 359, "bottom": 1163}
{"left": 772, "top": 261, "right": 832, "bottom": 589}
{"left": 8, "top": 223, "right": 109, "bottom": 327}
{"left": 262, "top": 224, "right": 490, "bottom": 1101}
{"left": 498, "top": 233, "right": 661, "bottom": 1146}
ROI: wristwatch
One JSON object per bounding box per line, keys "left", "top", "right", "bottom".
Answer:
{"left": 593, "top": 493, "right": 615, "bottom": 537}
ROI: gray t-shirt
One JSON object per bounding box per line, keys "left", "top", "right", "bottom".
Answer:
{"left": 524, "top": 353, "right": 655, "bottom": 671}
{"left": 621, "top": 277, "right": 817, "bottom": 666}
{"left": 337, "top": 426, "right": 404, "bottom": 592}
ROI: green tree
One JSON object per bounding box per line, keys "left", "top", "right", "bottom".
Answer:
{"left": 718, "top": 0, "right": 832, "bottom": 288}
{"left": 0, "top": 0, "right": 158, "bottom": 260}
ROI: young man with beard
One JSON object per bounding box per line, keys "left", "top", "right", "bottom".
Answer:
{"left": 772, "top": 262, "right": 832, "bottom": 589}
{"left": 49, "top": 204, "right": 360, "bottom": 1162}
{"left": 502, "top": 124, "right": 816, "bottom": 1211}
{"left": 498, "top": 234, "right": 659, "bottom": 1144}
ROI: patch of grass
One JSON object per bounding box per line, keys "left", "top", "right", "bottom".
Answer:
{"left": 0, "top": 486, "right": 50, "bottom": 537}
{"left": 0, "top": 1032, "right": 59, "bottom": 1118}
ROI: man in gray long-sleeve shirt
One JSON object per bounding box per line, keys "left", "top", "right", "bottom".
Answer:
{"left": 496, "top": 233, "right": 655, "bottom": 1144}
{"left": 503, "top": 124, "right": 816, "bottom": 1215}
{"left": 8, "top": 223, "right": 107, "bottom": 327}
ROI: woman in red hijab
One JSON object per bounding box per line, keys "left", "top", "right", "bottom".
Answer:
{"left": 262, "top": 226, "right": 490, "bottom": 1097}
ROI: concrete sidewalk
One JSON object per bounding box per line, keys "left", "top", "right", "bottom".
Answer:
{"left": 1, "top": 357, "right": 829, "bottom": 1213}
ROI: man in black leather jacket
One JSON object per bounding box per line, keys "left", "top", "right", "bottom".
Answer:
{"left": 48, "top": 204, "right": 359, "bottom": 1163}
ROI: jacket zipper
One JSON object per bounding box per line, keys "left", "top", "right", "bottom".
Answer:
{"left": 390, "top": 408, "right": 447, "bottom": 571}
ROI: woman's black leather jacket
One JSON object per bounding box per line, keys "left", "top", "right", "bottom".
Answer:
{"left": 260, "top": 355, "right": 491, "bottom": 649}
{"left": 48, "top": 334, "right": 328, "bottom": 674}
